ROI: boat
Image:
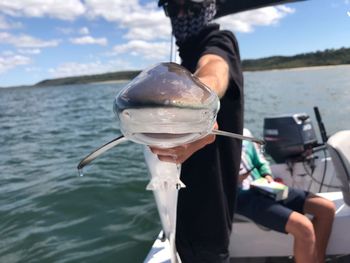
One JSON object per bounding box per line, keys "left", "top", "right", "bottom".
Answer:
{"left": 144, "top": 108, "right": 350, "bottom": 262}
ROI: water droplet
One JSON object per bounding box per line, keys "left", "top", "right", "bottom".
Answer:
{"left": 78, "top": 168, "right": 84, "bottom": 177}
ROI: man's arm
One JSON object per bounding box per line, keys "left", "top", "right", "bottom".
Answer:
{"left": 195, "top": 54, "right": 229, "bottom": 98}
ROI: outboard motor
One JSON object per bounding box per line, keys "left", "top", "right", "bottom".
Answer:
{"left": 263, "top": 113, "right": 318, "bottom": 163}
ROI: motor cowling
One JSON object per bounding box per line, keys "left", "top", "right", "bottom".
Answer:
{"left": 263, "top": 113, "right": 318, "bottom": 163}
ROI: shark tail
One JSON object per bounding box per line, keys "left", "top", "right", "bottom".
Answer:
{"left": 169, "top": 233, "right": 182, "bottom": 263}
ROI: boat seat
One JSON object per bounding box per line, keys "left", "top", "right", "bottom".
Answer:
{"left": 326, "top": 130, "right": 350, "bottom": 206}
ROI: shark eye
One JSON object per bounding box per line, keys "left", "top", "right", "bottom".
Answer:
{"left": 123, "top": 110, "right": 131, "bottom": 118}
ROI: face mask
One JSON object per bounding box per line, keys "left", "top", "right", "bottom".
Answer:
{"left": 170, "top": 0, "right": 216, "bottom": 43}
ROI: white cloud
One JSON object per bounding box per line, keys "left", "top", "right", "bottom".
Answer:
{"left": 123, "top": 17, "right": 171, "bottom": 41}
{"left": 48, "top": 59, "right": 130, "bottom": 78}
{"left": 84, "top": 0, "right": 139, "bottom": 21}
{"left": 0, "top": 54, "right": 31, "bottom": 74}
{"left": 0, "top": 0, "right": 86, "bottom": 21}
{"left": 113, "top": 40, "right": 169, "bottom": 60}
{"left": 25, "top": 66, "right": 42, "bottom": 72}
{"left": 0, "top": 15, "right": 22, "bottom": 29}
{"left": 1, "top": 50, "right": 15, "bottom": 56}
{"left": 85, "top": 0, "right": 170, "bottom": 41}
{"left": 69, "top": 35, "right": 108, "bottom": 46}
{"left": 56, "top": 26, "right": 90, "bottom": 36}
{"left": 121, "top": 15, "right": 171, "bottom": 41}
{"left": 79, "top": 27, "right": 90, "bottom": 35}
{"left": 0, "top": 32, "right": 60, "bottom": 48}
{"left": 18, "top": 48, "right": 41, "bottom": 55}
{"left": 216, "top": 6, "right": 295, "bottom": 33}
{"left": 56, "top": 27, "right": 75, "bottom": 35}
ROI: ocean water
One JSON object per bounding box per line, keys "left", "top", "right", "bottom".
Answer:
{"left": 0, "top": 65, "right": 349, "bottom": 263}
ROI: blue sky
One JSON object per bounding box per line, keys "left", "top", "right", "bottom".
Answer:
{"left": 0, "top": 0, "right": 349, "bottom": 87}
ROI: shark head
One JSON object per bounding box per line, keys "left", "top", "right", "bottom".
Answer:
{"left": 78, "top": 62, "right": 262, "bottom": 172}
{"left": 114, "top": 62, "right": 220, "bottom": 148}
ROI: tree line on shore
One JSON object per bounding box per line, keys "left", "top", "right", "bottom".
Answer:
{"left": 5, "top": 47, "right": 349, "bottom": 88}
{"left": 242, "top": 47, "right": 350, "bottom": 71}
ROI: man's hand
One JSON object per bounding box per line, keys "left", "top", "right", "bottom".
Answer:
{"left": 150, "top": 123, "right": 218, "bottom": 164}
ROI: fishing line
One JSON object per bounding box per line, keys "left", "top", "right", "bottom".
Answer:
{"left": 212, "top": 129, "right": 265, "bottom": 145}
{"left": 318, "top": 148, "right": 328, "bottom": 192}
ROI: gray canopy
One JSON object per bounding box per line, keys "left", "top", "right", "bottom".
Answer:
{"left": 214, "top": 0, "right": 307, "bottom": 18}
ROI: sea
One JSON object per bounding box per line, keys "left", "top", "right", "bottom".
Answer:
{"left": 0, "top": 65, "right": 349, "bottom": 263}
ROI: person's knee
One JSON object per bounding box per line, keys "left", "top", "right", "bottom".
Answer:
{"left": 305, "top": 196, "right": 336, "bottom": 220}
{"left": 322, "top": 199, "right": 336, "bottom": 218}
{"left": 297, "top": 219, "right": 316, "bottom": 243}
{"left": 313, "top": 199, "right": 336, "bottom": 220}
{"left": 287, "top": 213, "right": 316, "bottom": 244}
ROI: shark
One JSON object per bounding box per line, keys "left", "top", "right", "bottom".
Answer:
{"left": 77, "top": 62, "right": 264, "bottom": 263}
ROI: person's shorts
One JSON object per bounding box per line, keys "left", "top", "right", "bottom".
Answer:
{"left": 235, "top": 187, "right": 309, "bottom": 234}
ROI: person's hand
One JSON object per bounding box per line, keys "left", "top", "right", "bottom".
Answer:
{"left": 150, "top": 122, "right": 218, "bottom": 164}
{"left": 265, "top": 175, "right": 274, "bottom": 183}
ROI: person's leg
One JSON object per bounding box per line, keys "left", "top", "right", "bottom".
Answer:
{"left": 285, "top": 211, "right": 318, "bottom": 263}
{"left": 237, "top": 190, "right": 317, "bottom": 262}
{"left": 303, "top": 194, "right": 336, "bottom": 263}
{"left": 236, "top": 189, "right": 330, "bottom": 263}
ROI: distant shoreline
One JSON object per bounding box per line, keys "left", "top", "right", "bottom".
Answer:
{"left": 281, "top": 64, "right": 350, "bottom": 71}
{"left": 242, "top": 47, "right": 350, "bottom": 72}
{"left": 1, "top": 64, "right": 349, "bottom": 89}
{"left": 2, "top": 46, "right": 349, "bottom": 88}
{"left": 89, "top": 79, "right": 129, "bottom": 85}
{"left": 244, "top": 63, "right": 350, "bottom": 73}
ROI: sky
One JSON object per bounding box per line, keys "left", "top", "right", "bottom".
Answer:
{"left": 0, "top": 0, "right": 349, "bottom": 87}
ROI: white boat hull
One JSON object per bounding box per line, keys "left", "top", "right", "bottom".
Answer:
{"left": 145, "top": 130, "right": 350, "bottom": 262}
{"left": 230, "top": 192, "right": 350, "bottom": 258}
{"left": 145, "top": 177, "right": 350, "bottom": 262}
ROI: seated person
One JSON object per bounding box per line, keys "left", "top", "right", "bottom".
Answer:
{"left": 236, "top": 129, "right": 336, "bottom": 263}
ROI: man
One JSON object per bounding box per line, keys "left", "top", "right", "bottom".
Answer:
{"left": 237, "top": 129, "right": 336, "bottom": 263}
{"left": 151, "top": 0, "right": 244, "bottom": 262}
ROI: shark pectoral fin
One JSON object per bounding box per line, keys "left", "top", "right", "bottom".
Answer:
{"left": 146, "top": 178, "right": 185, "bottom": 191}
{"left": 77, "top": 135, "right": 128, "bottom": 170}
{"left": 175, "top": 179, "right": 186, "bottom": 190}
{"left": 146, "top": 180, "right": 157, "bottom": 191}
{"left": 211, "top": 129, "right": 265, "bottom": 145}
